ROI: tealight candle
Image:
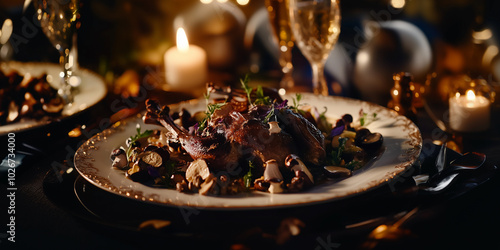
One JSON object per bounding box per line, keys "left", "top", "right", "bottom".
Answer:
{"left": 449, "top": 89, "right": 491, "bottom": 132}
{"left": 164, "top": 28, "right": 207, "bottom": 91}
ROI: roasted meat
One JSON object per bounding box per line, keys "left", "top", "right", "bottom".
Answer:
{"left": 143, "top": 96, "right": 325, "bottom": 176}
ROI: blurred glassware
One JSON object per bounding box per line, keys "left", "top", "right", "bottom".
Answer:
{"left": 34, "top": 0, "right": 80, "bottom": 104}
{"left": 0, "top": 18, "right": 13, "bottom": 61}
{"left": 387, "top": 72, "right": 417, "bottom": 121}
{"left": 288, "top": 0, "right": 341, "bottom": 96}
{"left": 353, "top": 20, "right": 432, "bottom": 105}
{"left": 265, "top": 0, "right": 295, "bottom": 89}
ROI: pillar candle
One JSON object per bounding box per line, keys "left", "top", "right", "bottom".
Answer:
{"left": 164, "top": 28, "right": 207, "bottom": 91}
{"left": 449, "top": 89, "right": 491, "bottom": 132}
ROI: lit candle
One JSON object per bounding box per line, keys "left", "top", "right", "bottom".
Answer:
{"left": 449, "top": 89, "right": 491, "bottom": 132}
{"left": 164, "top": 28, "right": 207, "bottom": 91}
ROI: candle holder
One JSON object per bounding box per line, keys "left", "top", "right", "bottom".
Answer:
{"left": 448, "top": 78, "right": 495, "bottom": 133}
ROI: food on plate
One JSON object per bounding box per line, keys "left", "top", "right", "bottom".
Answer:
{"left": 110, "top": 79, "right": 383, "bottom": 195}
{"left": 0, "top": 69, "right": 64, "bottom": 125}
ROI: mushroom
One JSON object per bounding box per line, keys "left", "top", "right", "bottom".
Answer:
{"left": 199, "top": 174, "right": 219, "bottom": 195}
{"left": 354, "top": 128, "right": 372, "bottom": 143}
{"left": 186, "top": 159, "right": 211, "bottom": 182}
{"left": 284, "top": 155, "right": 314, "bottom": 184}
{"left": 268, "top": 121, "right": 281, "bottom": 134}
{"left": 176, "top": 180, "right": 189, "bottom": 193}
{"left": 268, "top": 180, "right": 284, "bottom": 194}
{"left": 355, "top": 128, "right": 384, "bottom": 151}
{"left": 126, "top": 161, "right": 150, "bottom": 182}
{"left": 287, "top": 176, "right": 305, "bottom": 193}
{"left": 295, "top": 170, "right": 313, "bottom": 187}
{"left": 142, "top": 146, "right": 170, "bottom": 167}
{"left": 188, "top": 175, "right": 203, "bottom": 193}
{"left": 138, "top": 151, "right": 164, "bottom": 168}
{"left": 254, "top": 177, "right": 270, "bottom": 192}
{"left": 323, "top": 166, "right": 352, "bottom": 178}
{"left": 263, "top": 159, "right": 283, "bottom": 181}
{"left": 262, "top": 160, "right": 284, "bottom": 193}
{"left": 110, "top": 148, "right": 128, "bottom": 169}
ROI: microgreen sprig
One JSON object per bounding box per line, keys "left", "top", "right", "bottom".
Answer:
{"left": 254, "top": 86, "right": 271, "bottom": 105}
{"left": 197, "top": 102, "right": 226, "bottom": 132}
{"left": 243, "top": 161, "right": 255, "bottom": 189}
{"left": 359, "top": 109, "right": 378, "bottom": 126}
{"left": 329, "top": 137, "right": 348, "bottom": 166}
{"left": 240, "top": 75, "right": 253, "bottom": 106}
{"left": 126, "top": 125, "right": 153, "bottom": 158}
{"left": 291, "top": 93, "right": 303, "bottom": 111}
{"left": 263, "top": 105, "right": 275, "bottom": 123}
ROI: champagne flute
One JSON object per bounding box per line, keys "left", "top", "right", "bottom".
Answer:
{"left": 35, "top": 0, "right": 80, "bottom": 104}
{"left": 288, "top": 0, "right": 341, "bottom": 96}
{"left": 265, "top": 0, "right": 295, "bottom": 89}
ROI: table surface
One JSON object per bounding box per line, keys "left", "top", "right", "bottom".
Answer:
{"left": 1, "top": 83, "right": 499, "bottom": 250}
{"left": 1, "top": 1, "right": 500, "bottom": 248}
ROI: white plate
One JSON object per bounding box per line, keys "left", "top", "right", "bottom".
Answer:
{"left": 74, "top": 93, "right": 422, "bottom": 210}
{"left": 0, "top": 61, "right": 107, "bottom": 135}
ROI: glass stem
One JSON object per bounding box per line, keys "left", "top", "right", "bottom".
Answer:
{"left": 311, "top": 62, "right": 328, "bottom": 96}
{"left": 279, "top": 48, "right": 294, "bottom": 89}
{"left": 59, "top": 49, "right": 73, "bottom": 104}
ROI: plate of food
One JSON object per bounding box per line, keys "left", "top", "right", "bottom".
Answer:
{"left": 0, "top": 61, "right": 107, "bottom": 135}
{"left": 74, "top": 83, "right": 421, "bottom": 210}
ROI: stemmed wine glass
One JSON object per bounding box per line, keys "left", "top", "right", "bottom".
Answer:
{"left": 265, "top": 0, "right": 295, "bottom": 90}
{"left": 34, "top": 0, "right": 80, "bottom": 104}
{"left": 288, "top": 0, "right": 341, "bottom": 96}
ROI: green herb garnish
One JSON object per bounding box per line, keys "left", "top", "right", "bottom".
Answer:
{"left": 197, "top": 102, "right": 226, "bottom": 132}
{"left": 345, "top": 160, "right": 362, "bottom": 171}
{"left": 240, "top": 75, "right": 253, "bottom": 106}
{"left": 359, "top": 110, "right": 378, "bottom": 126}
{"left": 254, "top": 85, "right": 271, "bottom": 105}
{"left": 203, "top": 88, "right": 211, "bottom": 106}
{"left": 243, "top": 161, "right": 255, "bottom": 189}
{"left": 329, "top": 137, "right": 348, "bottom": 166}
{"left": 126, "top": 125, "right": 153, "bottom": 158}
{"left": 291, "top": 93, "right": 302, "bottom": 111}
{"left": 263, "top": 105, "right": 275, "bottom": 123}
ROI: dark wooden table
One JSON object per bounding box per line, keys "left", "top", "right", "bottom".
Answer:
{"left": 1, "top": 80, "right": 499, "bottom": 250}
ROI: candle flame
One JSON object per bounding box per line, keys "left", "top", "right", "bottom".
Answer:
{"left": 466, "top": 89, "right": 476, "bottom": 101}
{"left": 176, "top": 28, "right": 189, "bottom": 52}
